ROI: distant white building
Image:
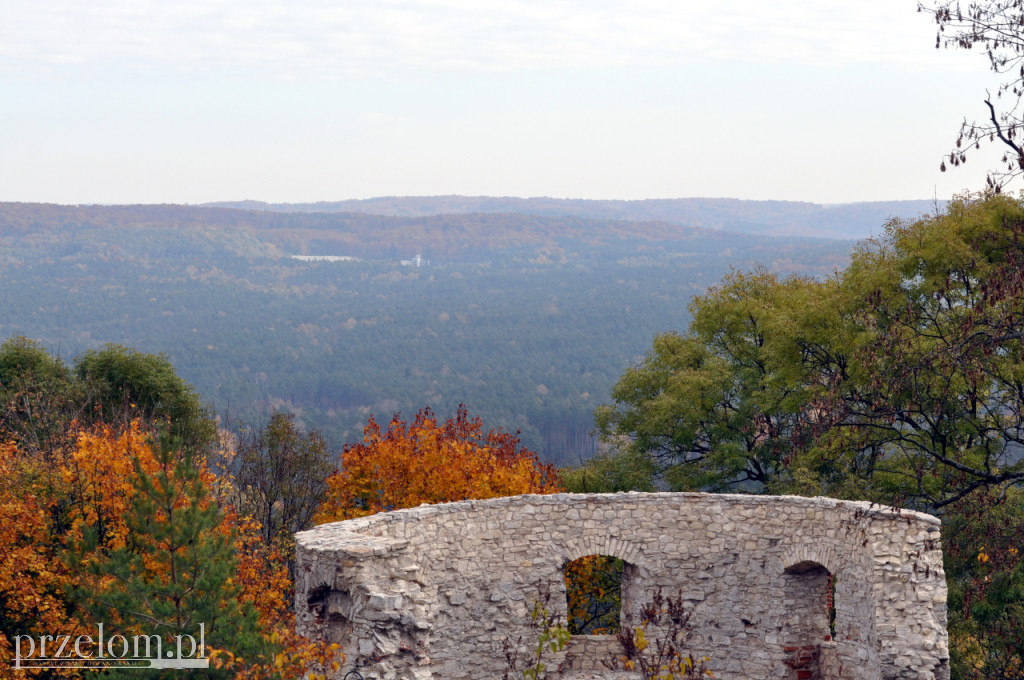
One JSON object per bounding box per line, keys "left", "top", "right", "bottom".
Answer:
{"left": 401, "top": 253, "right": 424, "bottom": 267}
{"left": 292, "top": 255, "right": 360, "bottom": 262}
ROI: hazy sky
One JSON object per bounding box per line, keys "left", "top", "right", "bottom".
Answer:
{"left": 0, "top": 0, "right": 1004, "bottom": 204}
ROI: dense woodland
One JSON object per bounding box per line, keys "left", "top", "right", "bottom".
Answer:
{"left": 0, "top": 201, "right": 853, "bottom": 464}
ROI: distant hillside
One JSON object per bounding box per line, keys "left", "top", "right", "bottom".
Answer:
{"left": 0, "top": 201, "right": 854, "bottom": 464}
{"left": 204, "top": 196, "right": 942, "bottom": 240}
{"left": 0, "top": 202, "right": 851, "bottom": 271}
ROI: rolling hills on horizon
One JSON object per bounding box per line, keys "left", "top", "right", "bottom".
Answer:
{"left": 203, "top": 195, "right": 942, "bottom": 241}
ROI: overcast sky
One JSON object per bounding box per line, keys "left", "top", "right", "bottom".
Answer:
{"left": 0, "top": 0, "right": 1004, "bottom": 204}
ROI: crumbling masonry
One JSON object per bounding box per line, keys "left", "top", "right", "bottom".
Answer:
{"left": 295, "top": 493, "right": 949, "bottom": 680}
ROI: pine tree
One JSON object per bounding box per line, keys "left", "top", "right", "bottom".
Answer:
{"left": 74, "top": 433, "right": 268, "bottom": 679}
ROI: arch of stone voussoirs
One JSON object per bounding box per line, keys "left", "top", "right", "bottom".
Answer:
{"left": 554, "top": 533, "right": 648, "bottom": 570}
{"left": 294, "top": 492, "right": 950, "bottom": 680}
{"left": 778, "top": 542, "right": 845, "bottom": 578}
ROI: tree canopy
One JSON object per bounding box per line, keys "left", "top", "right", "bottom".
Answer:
{"left": 0, "top": 338, "right": 217, "bottom": 457}
{"left": 231, "top": 412, "right": 333, "bottom": 548}
{"left": 314, "top": 405, "right": 561, "bottom": 523}
{"left": 597, "top": 193, "right": 1024, "bottom": 509}
{"left": 76, "top": 344, "right": 217, "bottom": 452}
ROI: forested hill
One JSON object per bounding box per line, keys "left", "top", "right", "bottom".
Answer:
{"left": 203, "top": 196, "right": 941, "bottom": 240}
{"left": 0, "top": 201, "right": 854, "bottom": 464}
{"left": 0, "top": 201, "right": 849, "bottom": 265}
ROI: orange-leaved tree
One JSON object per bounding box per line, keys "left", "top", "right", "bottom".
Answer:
{"left": 0, "top": 335, "right": 344, "bottom": 680}
{"left": 312, "top": 406, "right": 632, "bottom": 651}
{"left": 0, "top": 416, "right": 340, "bottom": 680}
{"left": 314, "top": 405, "right": 561, "bottom": 523}
{"left": 223, "top": 511, "right": 343, "bottom": 680}
{"left": 0, "top": 442, "right": 80, "bottom": 680}
{"left": 61, "top": 421, "right": 160, "bottom": 561}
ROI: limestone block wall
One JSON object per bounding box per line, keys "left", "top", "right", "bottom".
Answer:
{"left": 294, "top": 493, "right": 948, "bottom": 680}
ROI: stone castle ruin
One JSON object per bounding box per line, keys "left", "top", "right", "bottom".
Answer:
{"left": 294, "top": 493, "right": 949, "bottom": 680}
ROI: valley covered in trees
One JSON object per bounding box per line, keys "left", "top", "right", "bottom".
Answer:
{"left": 0, "top": 200, "right": 856, "bottom": 464}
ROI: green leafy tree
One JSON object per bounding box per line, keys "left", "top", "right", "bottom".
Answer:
{"left": 75, "top": 345, "right": 216, "bottom": 453}
{"left": 0, "top": 336, "right": 82, "bottom": 456}
{"left": 598, "top": 195, "right": 1024, "bottom": 507}
{"left": 812, "top": 194, "right": 1024, "bottom": 509}
{"left": 598, "top": 193, "right": 1024, "bottom": 679}
{"left": 595, "top": 269, "right": 849, "bottom": 493}
{"left": 943, "top": 489, "right": 1024, "bottom": 679}
{"left": 0, "top": 340, "right": 216, "bottom": 459}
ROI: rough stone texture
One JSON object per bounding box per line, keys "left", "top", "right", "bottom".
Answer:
{"left": 294, "top": 492, "right": 948, "bottom": 680}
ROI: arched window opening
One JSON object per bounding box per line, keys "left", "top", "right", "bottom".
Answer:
{"left": 782, "top": 561, "right": 836, "bottom": 640}
{"left": 563, "top": 555, "right": 624, "bottom": 635}
{"left": 782, "top": 561, "right": 836, "bottom": 679}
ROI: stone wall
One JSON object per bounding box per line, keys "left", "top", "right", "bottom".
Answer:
{"left": 294, "top": 493, "right": 948, "bottom": 680}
